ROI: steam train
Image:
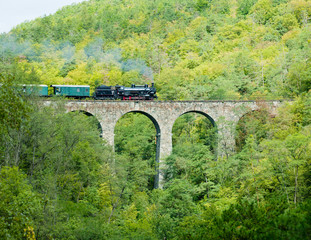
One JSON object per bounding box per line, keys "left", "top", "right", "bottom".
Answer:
{"left": 16, "top": 83, "right": 157, "bottom": 100}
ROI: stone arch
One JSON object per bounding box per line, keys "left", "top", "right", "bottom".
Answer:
{"left": 114, "top": 110, "right": 161, "bottom": 188}
{"left": 178, "top": 110, "right": 217, "bottom": 128}
{"left": 172, "top": 110, "right": 218, "bottom": 155}
{"left": 70, "top": 110, "right": 103, "bottom": 136}
{"left": 117, "top": 110, "right": 161, "bottom": 135}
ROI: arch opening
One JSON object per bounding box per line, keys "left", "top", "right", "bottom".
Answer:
{"left": 173, "top": 111, "right": 217, "bottom": 154}
{"left": 114, "top": 111, "right": 160, "bottom": 189}
{"left": 71, "top": 110, "right": 102, "bottom": 137}
{"left": 167, "top": 111, "right": 217, "bottom": 200}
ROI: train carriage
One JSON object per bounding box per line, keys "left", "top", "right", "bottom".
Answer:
{"left": 22, "top": 84, "right": 49, "bottom": 96}
{"left": 50, "top": 85, "right": 90, "bottom": 98}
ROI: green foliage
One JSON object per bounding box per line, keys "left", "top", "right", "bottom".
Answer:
{"left": 0, "top": 166, "right": 39, "bottom": 240}
{"left": 0, "top": 79, "right": 31, "bottom": 131}
{"left": 115, "top": 112, "right": 157, "bottom": 190}
{"left": 250, "top": 0, "right": 274, "bottom": 24}
{"left": 238, "top": 0, "right": 258, "bottom": 15}
{"left": 172, "top": 113, "right": 216, "bottom": 150}
{"left": 161, "top": 179, "right": 197, "bottom": 220}
{"left": 196, "top": 0, "right": 211, "bottom": 11}
{"left": 235, "top": 108, "right": 271, "bottom": 152}
{"left": 164, "top": 113, "right": 217, "bottom": 202}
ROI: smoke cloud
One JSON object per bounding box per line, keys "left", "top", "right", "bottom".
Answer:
{"left": 0, "top": 33, "right": 154, "bottom": 81}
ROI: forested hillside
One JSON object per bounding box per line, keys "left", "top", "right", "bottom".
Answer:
{"left": 1, "top": 0, "right": 311, "bottom": 99}
{"left": 0, "top": 0, "right": 311, "bottom": 239}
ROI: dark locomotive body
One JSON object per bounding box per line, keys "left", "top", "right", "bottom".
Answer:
{"left": 93, "top": 85, "right": 118, "bottom": 100}
{"left": 94, "top": 83, "right": 157, "bottom": 100}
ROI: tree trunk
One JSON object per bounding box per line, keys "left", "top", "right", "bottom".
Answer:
{"left": 294, "top": 166, "right": 299, "bottom": 207}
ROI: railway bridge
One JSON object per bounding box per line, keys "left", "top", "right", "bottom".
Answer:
{"left": 44, "top": 100, "right": 283, "bottom": 187}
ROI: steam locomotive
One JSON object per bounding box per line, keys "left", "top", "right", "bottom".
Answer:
{"left": 93, "top": 83, "right": 157, "bottom": 100}
{"left": 15, "top": 83, "right": 157, "bottom": 100}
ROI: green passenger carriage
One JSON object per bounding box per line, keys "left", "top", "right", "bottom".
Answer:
{"left": 21, "top": 84, "right": 49, "bottom": 96}
{"left": 50, "top": 85, "right": 90, "bottom": 98}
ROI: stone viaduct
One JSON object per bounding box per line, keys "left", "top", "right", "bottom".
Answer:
{"left": 46, "top": 100, "right": 283, "bottom": 187}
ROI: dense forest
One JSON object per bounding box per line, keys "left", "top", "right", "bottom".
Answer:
{"left": 0, "top": 0, "right": 311, "bottom": 239}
